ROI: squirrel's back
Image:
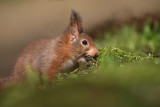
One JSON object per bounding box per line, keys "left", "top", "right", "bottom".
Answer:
{"left": 14, "top": 38, "right": 58, "bottom": 74}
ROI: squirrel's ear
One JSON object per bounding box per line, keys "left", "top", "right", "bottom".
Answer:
{"left": 69, "top": 10, "right": 83, "bottom": 41}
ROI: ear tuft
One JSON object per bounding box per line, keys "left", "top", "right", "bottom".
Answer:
{"left": 70, "top": 10, "right": 83, "bottom": 35}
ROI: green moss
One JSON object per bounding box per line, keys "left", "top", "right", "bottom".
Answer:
{"left": 97, "top": 47, "right": 156, "bottom": 65}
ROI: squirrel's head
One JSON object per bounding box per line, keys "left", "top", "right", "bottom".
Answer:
{"left": 64, "top": 10, "right": 98, "bottom": 61}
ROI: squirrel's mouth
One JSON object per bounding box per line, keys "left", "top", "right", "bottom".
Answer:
{"left": 84, "top": 56, "right": 93, "bottom": 62}
{"left": 84, "top": 54, "right": 98, "bottom": 62}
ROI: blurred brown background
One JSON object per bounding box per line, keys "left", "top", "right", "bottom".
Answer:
{"left": 0, "top": 0, "right": 160, "bottom": 77}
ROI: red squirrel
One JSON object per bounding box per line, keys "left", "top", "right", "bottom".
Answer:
{"left": 0, "top": 10, "right": 98, "bottom": 88}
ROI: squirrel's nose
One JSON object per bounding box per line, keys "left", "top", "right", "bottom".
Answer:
{"left": 95, "top": 48, "right": 99, "bottom": 55}
{"left": 86, "top": 48, "right": 99, "bottom": 57}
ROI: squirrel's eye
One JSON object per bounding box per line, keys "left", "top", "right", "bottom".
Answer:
{"left": 82, "top": 40, "right": 88, "bottom": 45}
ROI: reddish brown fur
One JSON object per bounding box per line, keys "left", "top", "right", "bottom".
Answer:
{"left": 0, "top": 10, "right": 98, "bottom": 88}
